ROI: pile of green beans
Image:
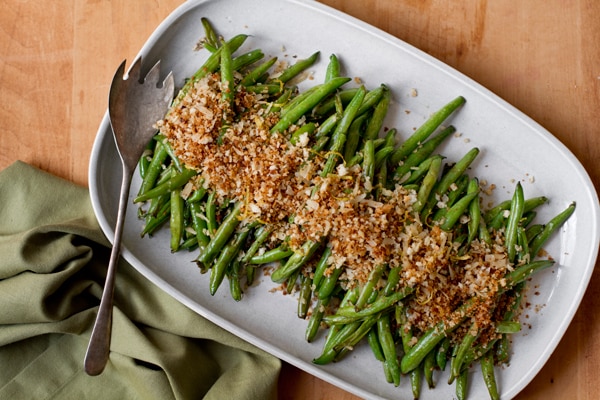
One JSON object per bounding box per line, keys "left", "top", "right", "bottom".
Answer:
{"left": 135, "top": 19, "right": 576, "bottom": 400}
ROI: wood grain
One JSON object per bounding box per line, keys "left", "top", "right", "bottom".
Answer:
{"left": 1, "top": 1, "right": 598, "bottom": 399}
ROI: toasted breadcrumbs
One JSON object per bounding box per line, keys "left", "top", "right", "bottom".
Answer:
{"left": 157, "top": 72, "right": 514, "bottom": 342}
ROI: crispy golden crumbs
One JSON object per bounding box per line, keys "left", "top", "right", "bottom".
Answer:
{"left": 157, "top": 73, "right": 513, "bottom": 339}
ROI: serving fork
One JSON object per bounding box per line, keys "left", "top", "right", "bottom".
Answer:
{"left": 84, "top": 57, "right": 174, "bottom": 376}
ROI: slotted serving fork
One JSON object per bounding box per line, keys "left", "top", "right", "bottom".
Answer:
{"left": 84, "top": 57, "right": 174, "bottom": 376}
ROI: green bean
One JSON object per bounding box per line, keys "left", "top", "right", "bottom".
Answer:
{"left": 505, "top": 182, "right": 525, "bottom": 263}
{"left": 516, "top": 226, "right": 530, "bottom": 262}
{"left": 495, "top": 321, "right": 521, "bottom": 334}
{"left": 355, "top": 263, "right": 386, "bottom": 309}
{"left": 144, "top": 169, "right": 172, "bottom": 210}
{"left": 377, "top": 313, "right": 401, "bottom": 386}
{"left": 503, "top": 282, "right": 526, "bottom": 320}
{"left": 325, "top": 54, "right": 340, "bottom": 82}
{"left": 310, "top": 136, "right": 330, "bottom": 158}
{"left": 484, "top": 199, "right": 511, "bottom": 224}
{"left": 504, "top": 259, "right": 555, "bottom": 288}
{"left": 486, "top": 195, "right": 548, "bottom": 230}
{"left": 321, "top": 319, "right": 362, "bottom": 356}
{"left": 424, "top": 347, "right": 437, "bottom": 388}
{"left": 240, "top": 57, "right": 278, "bottom": 87}
{"left": 145, "top": 191, "right": 169, "bottom": 222}
{"left": 321, "top": 86, "right": 367, "bottom": 176}
{"left": 170, "top": 187, "right": 184, "bottom": 252}
{"left": 443, "top": 174, "right": 469, "bottom": 209}
{"left": 420, "top": 147, "right": 480, "bottom": 221}
{"left": 318, "top": 333, "right": 358, "bottom": 364}
{"left": 411, "top": 366, "right": 423, "bottom": 399}
{"left": 306, "top": 297, "right": 329, "bottom": 342}
{"left": 319, "top": 288, "right": 359, "bottom": 355}
{"left": 289, "top": 122, "right": 317, "bottom": 146}
{"left": 436, "top": 336, "right": 451, "bottom": 371}
{"left": 374, "top": 158, "right": 388, "bottom": 201}
{"left": 347, "top": 153, "right": 363, "bottom": 168}
{"left": 529, "top": 202, "right": 576, "bottom": 258}
{"left": 324, "top": 288, "right": 414, "bottom": 325}
{"left": 239, "top": 226, "right": 272, "bottom": 263}
{"left": 478, "top": 215, "right": 493, "bottom": 245}
{"left": 231, "top": 49, "right": 264, "bottom": 72}
{"left": 270, "top": 77, "right": 351, "bottom": 134}
{"left": 266, "top": 88, "right": 295, "bottom": 113}
{"left": 273, "top": 51, "right": 319, "bottom": 84}
{"left": 402, "top": 155, "right": 443, "bottom": 186}
{"left": 189, "top": 201, "right": 210, "bottom": 249}
{"left": 374, "top": 146, "right": 394, "bottom": 171}
{"left": 372, "top": 138, "right": 386, "bottom": 149}
{"left": 201, "top": 17, "right": 220, "bottom": 51}
{"left": 383, "top": 127, "right": 396, "bottom": 147}
{"left": 313, "top": 113, "right": 340, "bottom": 141}
{"left": 481, "top": 350, "right": 500, "bottom": 400}
{"left": 466, "top": 178, "right": 481, "bottom": 244}
{"left": 521, "top": 210, "right": 537, "bottom": 229}
{"left": 332, "top": 314, "right": 380, "bottom": 361}
{"left": 186, "top": 182, "right": 206, "bottom": 203}
{"left": 209, "top": 222, "right": 255, "bottom": 295}
{"left": 383, "top": 267, "right": 401, "bottom": 296}
{"left": 138, "top": 142, "right": 169, "bottom": 196}
{"left": 312, "top": 345, "right": 338, "bottom": 365}
{"left": 412, "top": 155, "right": 442, "bottom": 213}
{"left": 455, "top": 368, "right": 469, "bottom": 400}
{"left": 204, "top": 192, "right": 218, "bottom": 238}
{"left": 342, "top": 286, "right": 360, "bottom": 307}
{"left": 450, "top": 323, "right": 479, "bottom": 383}
{"left": 138, "top": 140, "right": 155, "bottom": 179}
{"left": 312, "top": 88, "right": 359, "bottom": 117}
{"left": 401, "top": 299, "right": 474, "bottom": 373}
{"left": 362, "top": 139, "right": 376, "bottom": 187}
{"left": 198, "top": 201, "right": 242, "bottom": 265}
{"left": 367, "top": 327, "right": 386, "bottom": 362}
{"left": 397, "top": 305, "right": 413, "bottom": 354}
{"left": 343, "top": 113, "right": 368, "bottom": 162}
{"left": 245, "top": 83, "right": 287, "bottom": 96}
{"left": 495, "top": 334, "right": 510, "bottom": 364}
{"left": 298, "top": 274, "right": 312, "bottom": 319}
{"left": 134, "top": 168, "right": 197, "bottom": 203}
{"left": 271, "top": 239, "right": 321, "bottom": 283}
{"left": 317, "top": 266, "right": 344, "bottom": 300}
{"left": 312, "top": 246, "right": 333, "bottom": 290}
{"left": 228, "top": 258, "right": 243, "bottom": 301}
{"left": 438, "top": 189, "right": 479, "bottom": 231}
{"left": 279, "top": 86, "right": 319, "bottom": 117}
{"left": 175, "top": 34, "right": 248, "bottom": 105}
{"left": 141, "top": 198, "right": 171, "bottom": 237}
{"left": 390, "top": 96, "right": 466, "bottom": 165}
{"left": 355, "top": 85, "right": 385, "bottom": 117}
{"left": 180, "top": 235, "right": 198, "bottom": 251}
{"left": 363, "top": 85, "right": 390, "bottom": 141}
{"left": 156, "top": 163, "right": 175, "bottom": 185}
{"left": 526, "top": 223, "right": 544, "bottom": 244}
{"left": 249, "top": 245, "right": 293, "bottom": 264}
{"left": 286, "top": 267, "right": 301, "bottom": 293}
{"left": 393, "top": 125, "right": 455, "bottom": 182}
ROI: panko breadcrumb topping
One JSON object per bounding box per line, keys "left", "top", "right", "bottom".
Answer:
{"left": 157, "top": 73, "right": 513, "bottom": 341}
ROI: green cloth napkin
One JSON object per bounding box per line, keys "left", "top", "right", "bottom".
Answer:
{"left": 0, "top": 161, "right": 281, "bottom": 400}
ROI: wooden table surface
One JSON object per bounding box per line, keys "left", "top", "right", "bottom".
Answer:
{"left": 2, "top": 1, "right": 598, "bottom": 399}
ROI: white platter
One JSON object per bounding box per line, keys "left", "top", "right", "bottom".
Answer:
{"left": 88, "top": 1, "right": 600, "bottom": 399}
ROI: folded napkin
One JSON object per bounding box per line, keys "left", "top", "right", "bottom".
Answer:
{"left": 0, "top": 161, "right": 280, "bottom": 400}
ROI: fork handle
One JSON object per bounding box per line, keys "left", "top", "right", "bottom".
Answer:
{"left": 84, "top": 165, "right": 133, "bottom": 375}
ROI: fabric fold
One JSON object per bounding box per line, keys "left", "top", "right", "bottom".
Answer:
{"left": 0, "top": 161, "right": 280, "bottom": 400}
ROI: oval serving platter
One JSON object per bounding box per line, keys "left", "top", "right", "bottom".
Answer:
{"left": 89, "top": 1, "right": 600, "bottom": 399}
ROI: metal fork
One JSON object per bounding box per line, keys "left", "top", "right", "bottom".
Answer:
{"left": 84, "top": 57, "right": 174, "bottom": 376}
